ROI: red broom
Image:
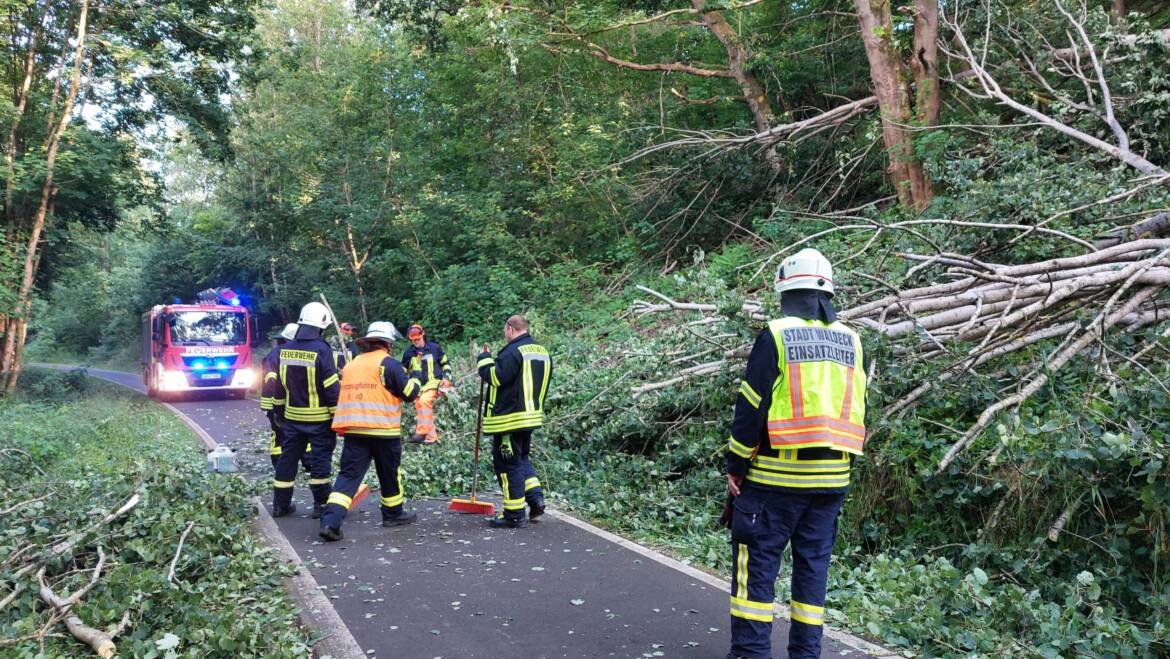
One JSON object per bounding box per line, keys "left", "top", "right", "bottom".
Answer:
{"left": 449, "top": 379, "right": 495, "bottom": 515}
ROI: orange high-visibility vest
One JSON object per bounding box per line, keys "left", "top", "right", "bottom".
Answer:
{"left": 766, "top": 317, "right": 867, "bottom": 454}
{"left": 332, "top": 350, "right": 403, "bottom": 437}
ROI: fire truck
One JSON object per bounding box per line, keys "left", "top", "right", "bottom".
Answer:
{"left": 141, "top": 288, "right": 257, "bottom": 400}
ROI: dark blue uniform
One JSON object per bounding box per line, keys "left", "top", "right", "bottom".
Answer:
{"left": 320, "top": 352, "right": 421, "bottom": 531}
{"left": 727, "top": 290, "right": 857, "bottom": 659}
{"left": 477, "top": 334, "right": 552, "bottom": 523}
{"left": 269, "top": 326, "right": 341, "bottom": 515}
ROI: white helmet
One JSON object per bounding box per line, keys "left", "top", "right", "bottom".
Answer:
{"left": 776, "top": 248, "right": 834, "bottom": 295}
{"left": 298, "top": 301, "right": 332, "bottom": 329}
{"left": 279, "top": 323, "right": 298, "bottom": 341}
{"left": 359, "top": 321, "right": 403, "bottom": 344}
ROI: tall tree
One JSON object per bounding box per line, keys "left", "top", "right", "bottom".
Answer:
{"left": 0, "top": 0, "right": 258, "bottom": 392}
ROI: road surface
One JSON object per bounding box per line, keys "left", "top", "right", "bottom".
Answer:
{"left": 33, "top": 364, "right": 891, "bottom": 659}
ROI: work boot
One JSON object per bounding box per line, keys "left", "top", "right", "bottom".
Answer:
{"left": 271, "top": 502, "right": 297, "bottom": 518}
{"left": 489, "top": 515, "right": 528, "bottom": 529}
{"left": 319, "top": 526, "right": 343, "bottom": 542}
{"left": 423, "top": 434, "right": 438, "bottom": 445}
{"left": 381, "top": 510, "right": 418, "bottom": 527}
{"left": 311, "top": 503, "right": 327, "bottom": 519}
{"left": 528, "top": 497, "right": 546, "bottom": 521}
{"left": 408, "top": 433, "right": 424, "bottom": 444}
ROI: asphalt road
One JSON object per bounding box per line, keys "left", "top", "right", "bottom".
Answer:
{"left": 35, "top": 364, "right": 881, "bottom": 659}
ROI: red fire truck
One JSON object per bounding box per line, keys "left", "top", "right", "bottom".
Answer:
{"left": 141, "top": 288, "right": 257, "bottom": 400}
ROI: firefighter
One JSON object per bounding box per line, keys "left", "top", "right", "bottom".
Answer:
{"left": 332, "top": 322, "right": 358, "bottom": 371}
{"left": 724, "top": 248, "right": 867, "bottom": 659}
{"left": 270, "top": 302, "right": 342, "bottom": 519}
{"left": 476, "top": 315, "right": 551, "bottom": 529}
{"left": 261, "top": 322, "right": 310, "bottom": 470}
{"left": 402, "top": 323, "right": 451, "bottom": 444}
{"left": 319, "top": 322, "right": 423, "bottom": 541}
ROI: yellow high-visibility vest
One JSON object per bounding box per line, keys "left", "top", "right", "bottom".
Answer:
{"left": 765, "top": 317, "right": 867, "bottom": 455}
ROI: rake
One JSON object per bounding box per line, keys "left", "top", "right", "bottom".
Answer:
{"left": 448, "top": 379, "right": 495, "bottom": 515}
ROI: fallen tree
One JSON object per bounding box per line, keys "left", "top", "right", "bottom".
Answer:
{"left": 629, "top": 226, "right": 1170, "bottom": 473}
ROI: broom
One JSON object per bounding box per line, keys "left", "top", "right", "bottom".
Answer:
{"left": 448, "top": 379, "right": 496, "bottom": 515}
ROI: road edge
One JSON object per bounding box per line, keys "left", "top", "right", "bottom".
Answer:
{"left": 30, "top": 363, "right": 366, "bottom": 659}
{"left": 547, "top": 509, "right": 899, "bottom": 658}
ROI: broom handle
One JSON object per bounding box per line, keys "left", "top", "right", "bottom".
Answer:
{"left": 470, "top": 378, "right": 486, "bottom": 501}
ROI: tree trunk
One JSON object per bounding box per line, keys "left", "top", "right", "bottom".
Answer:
{"left": 911, "top": 0, "right": 940, "bottom": 128}
{"left": 2, "top": 0, "right": 88, "bottom": 395}
{"left": 691, "top": 0, "right": 782, "bottom": 171}
{"left": 854, "top": 0, "right": 932, "bottom": 210}
{"left": 5, "top": 18, "right": 42, "bottom": 225}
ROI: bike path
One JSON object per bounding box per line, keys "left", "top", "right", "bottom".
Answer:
{"left": 33, "top": 364, "right": 892, "bottom": 659}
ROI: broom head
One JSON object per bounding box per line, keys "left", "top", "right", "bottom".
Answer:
{"left": 348, "top": 483, "right": 371, "bottom": 511}
{"left": 448, "top": 497, "right": 495, "bottom": 515}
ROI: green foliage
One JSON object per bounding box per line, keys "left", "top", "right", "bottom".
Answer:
{"left": 0, "top": 372, "right": 311, "bottom": 657}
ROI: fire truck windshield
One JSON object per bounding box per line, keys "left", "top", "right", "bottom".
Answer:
{"left": 169, "top": 310, "right": 247, "bottom": 346}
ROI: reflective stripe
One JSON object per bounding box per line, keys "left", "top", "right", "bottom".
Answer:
{"left": 336, "top": 401, "right": 401, "bottom": 413}
{"left": 489, "top": 368, "right": 500, "bottom": 388}
{"left": 500, "top": 474, "right": 526, "bottom": 511}
{"left": 322, "top": 373, "right": 339, "bottom": 388}
{"left": 746, "top": 468, "right": 850, "bottom": 488}
{"left": 769, "top": 416, "right": 864, "bottom": 436}
{"left": 308, "top": 477, "right": 331, "bottom": 485}
{"left": 770, "top": 430, "right": 864, "bottom": 452}
{"left": 477, "top": 357, "right": 495, "bottom": 368}
{"left": 728, "top": 435, "right": 755, "bottom": 459}
{"left": 736, "top": 543, "right": 748, "bottom": 599}
{"left": 790, "top": 600, "right": 824, "bottom": 626}
{"left": 273, "top": 479, "right": 294, "bottom": 488}
{"left": 522, "top": 352, "right": 550, "bottom": 363}
{"left": 483, "top": 411, "right": 544, "bottom": 433}
{"left": 335, "top": 413, "right": 403, "bottom": 427}
{"left": 344, "top": 428, "right": 401, "bottom": 437}
{"left": 284, "top": 407, "right": 333, "bottom": 422}
{"left": 381, "top": 493, "right": 404, "bottom": 507}
{"left": 327, "top": 492, "right": 353, "bottom": 508}
{"left": 788, "top": 363, "right": 803, "bottom": 418}
{"left": 754, "top": 454, "right": 849, "bottom": 472}
{"left": 524, "top": 477, "right": 541, "bottom": 491}
{"left": 269, "top": 432, "right": 281, "bottom": 455}
{"left": 738, "top": 381, "right": 762, "bottom": 408}
{"left": 729, "top": 596, "right": 774, "bottom": 623}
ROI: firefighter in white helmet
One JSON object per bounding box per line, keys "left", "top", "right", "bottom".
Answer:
{"left": 319, "top": 322, "right": 423, "bottom": 541}
{"left": 269, "top": 302, "right": 342, "bottom": 518}
{"left": 724, "top": 248, "right": 868, "bottom": 659}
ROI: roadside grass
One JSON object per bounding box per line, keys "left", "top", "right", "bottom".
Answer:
{"left": 0, "top": 370, "right": 311, "bottom": 658}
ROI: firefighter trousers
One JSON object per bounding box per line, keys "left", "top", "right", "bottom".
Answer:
{"left": 269, "top": 427, "right": 311, "bottom": 471}
{"left": 728, "top": 485, "right": 844, "bottom": 659}
{"left": 491, "top": 431, "right": 543, "bottom": 521}
{"left": 272, "top": 420, "right": 336, "bottom": 509}
{"left": 320, "top": 434, "right": 406, "bottom": 530}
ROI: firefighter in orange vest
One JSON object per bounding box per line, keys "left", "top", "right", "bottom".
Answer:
{"left": 319, "top": 322, "right": 422, "bottom": 541}
{"left": 402, "top": 323, "right": 451, "bottom": 444}
{"left": 725, "top": 248, "right": 867, "bottom": 659}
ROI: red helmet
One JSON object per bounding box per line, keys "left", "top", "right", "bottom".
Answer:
{"left": 339, "top": 322, "right": 355, "bottom": 335}
{"left": 408, "top": 323, "right": 424, "bottom": 339}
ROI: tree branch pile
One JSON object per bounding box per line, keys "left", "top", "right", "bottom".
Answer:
{"left": 628, "top": 236, "right": 1170, "bottom": 473}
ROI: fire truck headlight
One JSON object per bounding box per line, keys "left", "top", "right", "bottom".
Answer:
{"left": 232, "top": 369, "right": 256, "bottom": 388}
{"left": 162, "top": 370, "right": 188, "bottom": 391}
